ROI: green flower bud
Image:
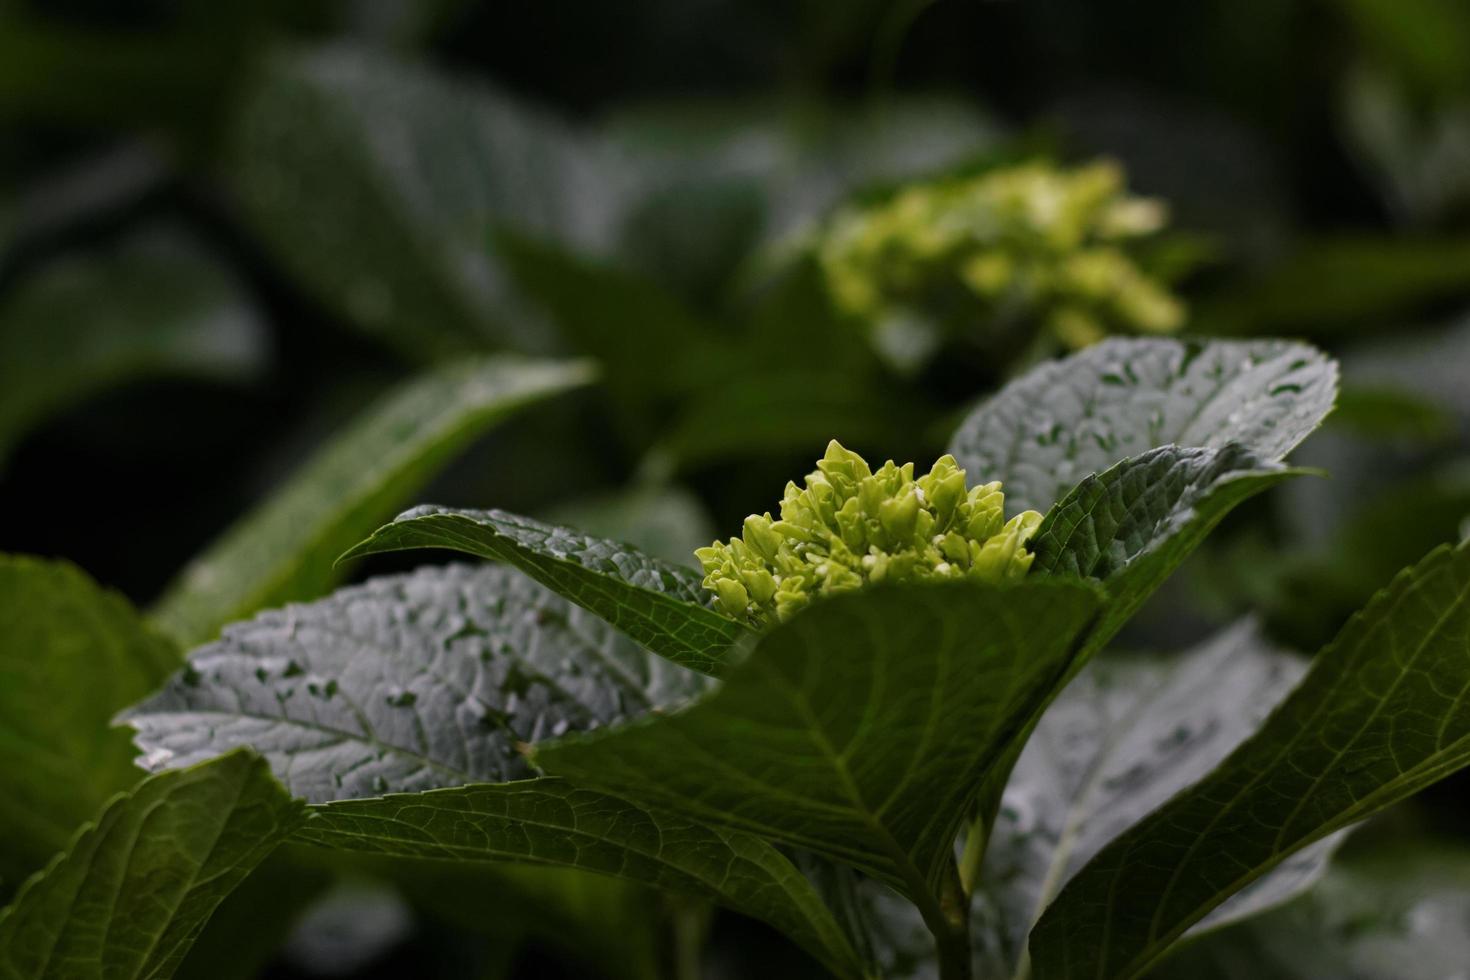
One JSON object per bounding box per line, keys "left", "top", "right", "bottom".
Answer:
{"left": 714, "top": 577, "right": 750, "bottom": 618}
{"left": 971, "top": 511, "right": 1043, "bottom": 582}
{"left": 742, "top": 514, "right": 783, "bottom": 562}
{"left": 879, "top": 489, "right": 921, "bottom": 541}
{"left": 696, "top": 439, "right": 1044, "bottom": 626}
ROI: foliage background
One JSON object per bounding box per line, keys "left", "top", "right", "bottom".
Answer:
{"left": 2, "top": 0, "right": 1469, "bottom": 977}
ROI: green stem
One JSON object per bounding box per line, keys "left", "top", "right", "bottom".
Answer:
{"left": 935, "top": 864, "right": 974, "bottom": 980}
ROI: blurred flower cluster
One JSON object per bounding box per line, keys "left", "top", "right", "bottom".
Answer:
{"left": 817, "top": 160, "right": 1185, "bottom": 365}
{"left": 696, "top": 440, "right": 1041, "bottom": 625}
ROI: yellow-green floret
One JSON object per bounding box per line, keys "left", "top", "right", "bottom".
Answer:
{"left": 817, "top": 159, "right": 1184, "bottom": 354}
{"left": 696, "top": 440, "right": 1043, "bottom": 626}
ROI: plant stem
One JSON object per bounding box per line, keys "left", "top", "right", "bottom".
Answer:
{"left": 933, "top": 863, "right": 974, "bottom": 980}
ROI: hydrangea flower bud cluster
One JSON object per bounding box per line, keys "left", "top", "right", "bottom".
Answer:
{"left": 696, "top": 440, "right": 1043, "bottom": 626}
{"left": 817, "top": 160, "right": 1184, "bottom": 358}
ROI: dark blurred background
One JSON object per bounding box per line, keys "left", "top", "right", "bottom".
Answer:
{"left": 2, "top": 1, "right": 1469, "bottom": 977}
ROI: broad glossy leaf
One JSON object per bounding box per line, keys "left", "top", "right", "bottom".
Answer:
{"left": 341, "top": 506, "right": 752, "bottom": 676}
{"left": 963, "top": 340, "right": 1337, "bottom": 845}
{"left": 535, "top": 580, "right": 1101, "bottom": 894}
{"left": 126, "top": 564, "right": 713, "bottom": 802}
{"left": 1031, "top": 540, "right": 1470, "bottom": 980}
{"left": 0, "top": 555, "right": 177, "bottom": 891}
{"left": 966, "top": 447, "right": 1307, "bottom": 847}
{"left": 0, "top": 750, "right": 305, "bottom": 980}
{"left": 150, "top": 356, "right": 592, "bottom": 647}
{"left": 1157, "top": 838, "right": 1470, "bottom": 980}
{"left": 229, "top": 44, "right": 631, "bottom": 358}
{"left": 297, "top": 778, "right": 865, "bottom": 979}
{"left": 0, "top": 227, "right": 265, "bottom": 464}
{"left": 1031, "top": 444, "right": 1306, "bottom": 647}
{"left": 947, "top": 337, "right": 1336, "bottom": 516}
{"left": 976, "top": 622, "right": 1326, "bottom": 975}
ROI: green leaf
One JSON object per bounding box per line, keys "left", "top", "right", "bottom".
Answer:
{"left": 947, "top": 337, "right": 1337, "bottom": 516}
{"left": 534, "top": 580, "right": 1101, "bottom": 895}
{"left": 0, "top": 750, "right": 305, "bottom": 980}
{"left": 228, "top": 44, "right": 629, "bottom": 359}
{"left": 0, "top": 555, "right": 177, "bottom": 892}
{"left": 296, "top": 778, "right": 865, "bottom": 979}
{"left": 126, "top": 564, "right": 713, "bottom": 803}
{"left": 1030, "top": 444, "right": 1307, "bottom": 649}
{"left": 976, "top": 622, "right": 1337, "bottom": 977}
{"left": 340, "top": 506, "right": 752, "bottom": 676}
{"left": 1031, "top": 539, "right": 1470, "bottom": 980}
{"left": 149, "top": 355, "right": 593, "bottom": 648}
{"left": 1155, "top": 838, "right": 1470, "bottom": 980}
{"left": 172, "top": 850, "right": 332, "bottom": 980}
{"left": 957, "top": 341, "right": 1337, "bottom": 848}
{"left": 964, "top": 449, "right": 1305, "bottom": 855}
{"left": 0, "top": 227, "right": 265, "bottom": 465}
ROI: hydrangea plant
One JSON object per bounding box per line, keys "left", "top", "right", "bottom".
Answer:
{"left": 11, "top": 338, "right": 1470, "bottom": 980}
{"left": 818, "top": 160, "right": 1184, "bottom": 366}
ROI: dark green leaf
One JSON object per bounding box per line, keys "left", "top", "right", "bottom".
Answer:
{"left": 297, "top": 778, "right": 865, "bottom": 979}
{"left": 0, "top": 750, "right": 305, "bottom": 980}
{"left": 977, "top": 622, "right": 1331, "bottom": 976}
{"left": 0, "top": 227, "right": 265, "bottom": 465}
{"left": 173, "top": 850, "right": 333, "bottom": 980}
{"left": 966, "top": 449, "right": 1306, "bottom": 854}
{"left": 961, "top": 340, "right": 1337, "bottom": 847}
{"left": 150, "top": 356, "right": 593, "bottom": 648}
{"left": 229, "top": 44, "right": 630, "bottom": 358}
{"left": 535, "top": 580, "right": 1101, "bottom": 895}
{"left": 1031, "top": 444, "right": 1306, "bottom": 648}
{"left": 126, "top": 564, "right": 713, "bottom": 802}
{"left": 0, "top": 555, "right": 177, "bottom": 892}
{"left": 1031, "top": 540, "right": 1470, "bottom": 980}
{"left": 947, "top": 338, "right": 1337, "bottom": 516}
{"left": 340, "top": 507, "right": 752, "bottom": 676}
